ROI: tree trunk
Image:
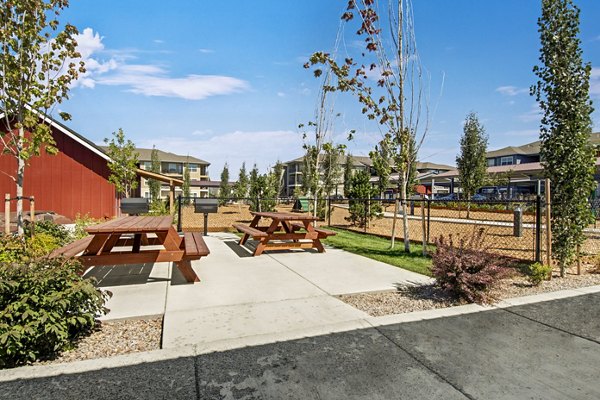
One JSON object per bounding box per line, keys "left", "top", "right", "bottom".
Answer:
{"left": 400, "top": 180, "right": 410, "bottom": 252}
{"left": 390, "top": 190, "right": 399, "bottom": 249}
{"left": 16, "top": 127, "right": 25, "bottom": 236}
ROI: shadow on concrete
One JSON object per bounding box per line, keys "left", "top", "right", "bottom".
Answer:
{"left": 223, "top": 240, "right": 253, "bottom": 258}
{"left": 84, "top": 264, "right": 172, "bottom": 286}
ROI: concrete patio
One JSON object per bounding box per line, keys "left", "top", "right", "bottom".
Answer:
{"left": 88, "top": 232, "right": 432, "bottom": 350}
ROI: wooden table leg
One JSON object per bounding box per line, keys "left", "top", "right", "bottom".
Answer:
{"left": 132, "top": 233, "right": 142, "bottom": 253}
{"left": 82, "top": 234, "right": 110, "bottom": 256}
{"left": 175, "top": 258, "right": 200, "bottom": 283}
{"left": 241, "top": 215, "right": 262, "bottom": 246}
{"left": 304, "top": 221, "right": 325, "bottom": 253}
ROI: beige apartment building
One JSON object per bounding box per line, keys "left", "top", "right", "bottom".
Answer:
{"left": 136, "top": 148, "right": 210, "bottom": 199}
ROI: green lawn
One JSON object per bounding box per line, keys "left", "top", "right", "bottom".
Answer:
{"left": 323, "top": 227, "right": 433, "bottom": 276}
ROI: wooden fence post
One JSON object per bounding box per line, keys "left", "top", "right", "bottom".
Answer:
{"left": 421, "top": 198, "right": 427, "bottom": 256}
{"left": 4, "top": 193, "right": 10, "bottom": 235}
{"left": 29, "top": 196, "right": 35, "bottom": 238}
{"left": 545, "top": 179, "right": 552, "bottom": 280}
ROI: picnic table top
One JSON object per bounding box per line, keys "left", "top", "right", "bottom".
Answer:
{"left": 250, "top": 211, "right": 318, "bottom": 221}
{"left": 85, "top": 215, "right": 174, "bottom": 234}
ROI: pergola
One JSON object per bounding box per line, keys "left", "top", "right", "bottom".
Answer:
{"left": 135, "top": 168, "right": 184, "bottom": 213}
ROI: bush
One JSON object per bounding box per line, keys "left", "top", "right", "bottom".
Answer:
{"left": 527, "top": 262, "right": 552, "bottom": 285}
{"left": 24, "top": 220, "right": 70, "bottom": 246}
{"left": 26, "top": 233, "right": 61, "bottom": 259}
{"left": 0, "top": 236, "right": 28, "bottom": 264}
{"left": 0, "top": 257, "right": 108, "bottom": 368}
{"left": 72, "top": 214, "right": 101, "bottom": 241}
{"left": 431, "top": 230, "right": 512, "bottom": 304}
{"left": 0, "top": 233, "right": 61, "bottom": 263}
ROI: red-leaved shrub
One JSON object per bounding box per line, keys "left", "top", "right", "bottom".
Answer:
{"left": 431, "top": 229, "right": 512, "bottom": 304}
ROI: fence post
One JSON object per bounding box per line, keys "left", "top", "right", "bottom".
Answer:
{"left": 4, "top": 193, "right": 10, "bottom": 235}
{"left": 545, "top": 179, "right": 552, "bottom": 278}
{"left": 421, "top": 199, "right": 426, "bottom": 255}
{"left": 535, "top": 195, "right": 542, "bottom": 263}
{"left": 426, "top": 199, "right": 431, "bottom": 244}
{"left": 177, "top": 195, "right": 182, "bottom": 232}
{"left": 29, "top": 196, "right": 35, "bottom": 238}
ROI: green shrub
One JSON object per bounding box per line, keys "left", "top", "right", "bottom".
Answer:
{"left": 27, "top": 233, "right": 60, "bottom": 259}
{"left": 24, "top": 220, "right": 70, "bottom": 246}
{"left": 72, "top": 214, "right": 101, "bottom": 241}
{"left": 431, "top": 229, "right": 512, "bottom": 304}
{"left": 0, "top": 257, "right": 108, "bottom": 368}
{"left": 0, "top": 236, "right": 27, "bottom": 264}
{"left": 527, "top": 262, "right": 552, "bottom": 285}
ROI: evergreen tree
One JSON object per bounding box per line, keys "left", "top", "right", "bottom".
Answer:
{"left": 104, "top": 129, "right": 139, "bottom": 199}
{"left": 456, "top": 112, "right": 488, "bottom": 218}
{"left": 234, "top": 162, "right": 249, "bottom": 200}
{"left": 370, "top": 136, "right": 392, "bottom": 198}
{"left": 272, "top": 160, "right": 285, "bottom": 198}
{"left": 347, "top": 170, "right": 380, "bottom": 228}
{"left": 148, "top": 146, "right": 162, "bottom": 202}
{"left": 219, "top": 163, "right": 230, "bottom": 205}
{"left": 182, "top": 160, "right": 191, "bottom": 205}
{"left": 248, "top": 164, "right": 261, "bottom": 211}
{"left": 532, "top": 0, "right": 595, "bottom": 276}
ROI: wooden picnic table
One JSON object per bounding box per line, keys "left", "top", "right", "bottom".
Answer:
{"left": 233, "top": 211, "right": 336, "bottom": 256}
{"left": 51, "top": 216, "right": 209, "bottom": 283}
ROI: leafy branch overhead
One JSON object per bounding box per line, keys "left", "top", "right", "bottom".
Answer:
{"left": 305, "top": 0, "right": 429, "bottom": 251}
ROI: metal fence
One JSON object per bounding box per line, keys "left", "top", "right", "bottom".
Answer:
{"left": 175, "top": 195, "right": 600, "bottom": 263}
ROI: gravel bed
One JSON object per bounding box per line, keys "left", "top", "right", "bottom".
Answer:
{"left": 39, "top": 317, "right": 162, "bottom": 365}
{"left": 339, "top": 268, "right": 600, "bottom": 317}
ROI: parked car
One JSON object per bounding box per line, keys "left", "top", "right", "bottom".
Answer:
{"left": 436, "top": 193, "right": 459, "bottom": 201}
{"left": 471, "top": 193, "right": 487, "bottom": 201}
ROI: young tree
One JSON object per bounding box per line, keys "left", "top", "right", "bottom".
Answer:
{"left": 343, "top": 153, "right": 354, "bottom": 198}
{"left": 347, "top": 170, "right": 381, "bottom": 228}
{"left": 234, "top": 162, "right": 249, "bottom": 200}
{"left": 532, "top": 0, "right": 596, "bottom": 276}
{"left": 104, "top": 128, "right": 138, "bottom": 199}
{"left": 456, "top": 112, "right": 488, "bottom": 218}
{"left": 306, "top": 0, "right": 430, "bottom": 251}
{"left": 321, "top": 143, "right": 345, "bottom": 197}
{"left": 219, "top": 163, "right": 230, "bottom": 205}
{"left": 248, "top": 164, "right": 261, "bottom": 211}
{"left": 272, "top": 160, "right": 285, "bottom": 198}
{"left": 0, "top": 0, "right": 84, "bottom": 234}
{"left": 370, "top": 136, "right": 392, "bottom": 198}
{"left": 182, "top": 160, "right": 191, "bottom": 205}
{"left": 148, "top": 146, "right": 162, "bottom": 202}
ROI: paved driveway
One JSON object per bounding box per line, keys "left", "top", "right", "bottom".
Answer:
{"left": 1, "top": 292, "right": 599, "bottom": 399}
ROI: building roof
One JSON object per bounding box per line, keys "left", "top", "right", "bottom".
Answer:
{"left": 284, "top": 154, "right": 455, "bottom": 171}
{"left": 486, "top": 132, "right": 600, "bottom": 159}
{"left": 134, "top": 148, "right": 210, "bottom": 165}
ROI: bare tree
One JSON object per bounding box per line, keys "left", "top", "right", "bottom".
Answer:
{"left": 306, "top": 0, "right": 429, "bottom": 251}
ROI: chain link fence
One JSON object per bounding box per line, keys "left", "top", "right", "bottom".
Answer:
{"left": 175, "top": 195, "right": 600, "bottom": 263}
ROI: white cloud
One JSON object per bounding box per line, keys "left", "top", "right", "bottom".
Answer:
{"left": 519, "top": 104, "right": 542, "bottom": 123}
{"left": 590, "top": 67, "right": 600, "bottom": 97}
{"left": 137, "top": 130, "right": 304, "bottom": 176}
{"left": 154, "top": 39, "right": 165, "bottom": 44}
{"left": 496, "top": 86, "right": 529, "bottom": 96}
{"left": 198, "top": 48, "right": 214, "bottom": 54}
{"left": 72, "top": 28, "right": 248, "bottom": 100}
{"left": 277, "top": 92, "right": 286, "bottom": 97}
{"left": 497, "top": 129, "right": 539, "bottom": 138}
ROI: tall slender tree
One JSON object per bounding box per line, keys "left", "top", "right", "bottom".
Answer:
{"left": 104, "top": 128, "right": 138, "bottom": 199}
{"left": 234, "top": 162, "right": 249, "bottom": 200}
{"left": 456, "top": 112, "right": 488, "bottom": 219}
{"left": 343, "top": 153, "right": 354, "bottom": 198}
{"left": 307, "top": 0, "right": 430, "bottom": 251}
{"left": 370, "top": 135, "right": 392, "bottom": 198}
{"left": 148, "top": 146, "right": 162, "bottom": 202}
{"left": 219, "top": 163, "right": 230, "bottom": 205}
{"left": 532, "top": 0, "right": 595, "bottom": 276}
{"left": 182, "top": 160, "right": 191, "bottom": 205}
{"left": 0, "top": 0, "right": 84, "bottom": 234}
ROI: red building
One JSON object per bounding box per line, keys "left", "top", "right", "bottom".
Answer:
{"left": 0, "top": 117, "right": 117, "bottom": 220}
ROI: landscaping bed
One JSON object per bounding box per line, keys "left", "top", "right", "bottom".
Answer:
{"left": 339, "top": 267, "right": 600, "bottom": 317}
{"left": 40, "top": 317, "right": 162, "bottom": 365}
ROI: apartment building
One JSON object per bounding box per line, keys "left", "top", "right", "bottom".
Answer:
{"left": 136, "top": 148, "right": 210, "bottom": 199}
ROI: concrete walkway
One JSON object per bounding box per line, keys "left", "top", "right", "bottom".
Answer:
{"left": 91, "top": 232, "right": 431, "bottom": 350}
{"left": 1, "top": 289, "right": 599, "bottom": 399}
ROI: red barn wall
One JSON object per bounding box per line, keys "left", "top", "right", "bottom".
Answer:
{"left": 0, "top": 128, "right": 116, "bottom": 220}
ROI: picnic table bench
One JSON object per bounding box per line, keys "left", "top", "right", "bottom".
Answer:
{"left": 233, "top": 211, "right": 335, "bottom": 256}
{"left": 51, "top": 216, "right": 209, "bottom": 283}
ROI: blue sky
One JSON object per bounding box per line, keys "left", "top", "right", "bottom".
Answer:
{"left": 59, "top": 0, "right": 600, "bottom": 177}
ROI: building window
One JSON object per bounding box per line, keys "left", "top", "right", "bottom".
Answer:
{"left": 144, "top": 192, "right": 149, "bottom": 198}
{"left": 487, "top": 159, "right": 495, "bottom": 167}
{"left": 500, "top": 156, "right": 514, "bottom": 166}
{"left": 164, "top": 163, "right": 182, "bottom": 174}
{"left": 188, "top": 163, "right": 198, "bottom": 172}
{"left": 142, "top": 161, "right": 152, "bottom": 169}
